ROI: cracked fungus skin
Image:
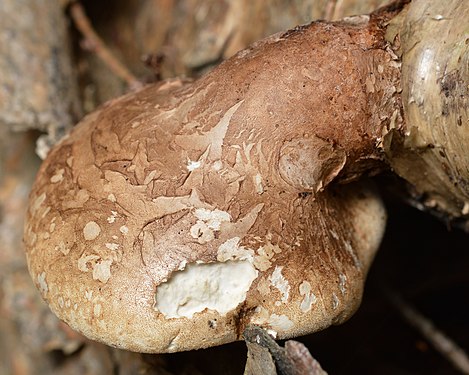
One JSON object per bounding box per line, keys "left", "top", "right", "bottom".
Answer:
{"left": 24, "top": 16, "right": 394, "bottom": 353}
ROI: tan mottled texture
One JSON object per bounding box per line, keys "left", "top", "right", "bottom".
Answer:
{"left": 24, "top": 9, "right": 409, "bottom": 353}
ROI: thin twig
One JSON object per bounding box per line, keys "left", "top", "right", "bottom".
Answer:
{"left": 388, "top": 290, "right": 469, "bottom": 374}
{"left": 69, "top": 1, "right": 142, "bottom": 90}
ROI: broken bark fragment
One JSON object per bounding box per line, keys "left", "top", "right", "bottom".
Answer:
{"left": 0, "top": 0, "right": 81, "bottom": 154}
{"left": 243, "top": 325, "right": 328, "bottom": 375}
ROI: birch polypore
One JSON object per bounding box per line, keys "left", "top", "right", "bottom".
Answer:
{"left": 25, "top": 0, "right": 468, "bottom": 353}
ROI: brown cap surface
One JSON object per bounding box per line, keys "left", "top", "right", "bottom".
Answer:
{"left": 25, "top": 19, "right": 389, "bottom": 353}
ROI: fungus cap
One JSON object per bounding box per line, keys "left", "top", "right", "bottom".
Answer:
{"left": 25, "top": 19, "right": 389, "bottom": 353}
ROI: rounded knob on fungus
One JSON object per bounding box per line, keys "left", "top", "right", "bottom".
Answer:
{"left": 23, "top": 7, "right": 405, "bottom": 353}
{"left": 278, "top": 136, "right": 347, "bottom": 192}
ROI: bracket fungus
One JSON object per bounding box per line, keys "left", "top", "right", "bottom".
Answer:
{"left": 24, "top": 0, "right": 468, "bottom": 353}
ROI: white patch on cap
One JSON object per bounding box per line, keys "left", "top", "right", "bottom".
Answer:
{"left": 32, "top": 193, "right": 46, "bottom": 213}
{"left": 92, "top": 259, "right": 113, "bottom": 283}
{"left": 332, "top": 293, "right": 339, "bottom": 310}
{"left": 194, "top": 208, "right": 231, "bottom": 230}
{"left": 208, "top": 101, "right": 243, "bottom": 160}
{"left": 107, "top": 211, "right": 118, "bottom": 223}
{"left": 268, "top": 314, "right": 294, "bottom": 331}
{"left": 253, "top": 256, "right": 271, "bottom": 272}
{"left": 154, "top": 261, "right": 258, "bottom": 319}
{"left": 177, "top": 260, "right": 187, "bottom": 271}
{"left": 253, "top": 243, "right": 282, "bottom": 271}
{"left": 267, "top": 329, "right": 278, "bottom": 338}
{"left": 41, "top": 206, "right": 51, "bottom": 218}
{"left": 187, "top": 160, "right": 201, "bottom": 171}
{"left": 269, "top": 266, "right": 290, "bottom": 304}
{"left": 330, "top": 230, "right": 339, "bottom": 240}
{"left": 256, "top": 277, "right": 271, "bottom": 296}
{"left": 143, "top": 170, "right": 158, "bottom": 185}
{"left": 344, "top": 240, "right": 361, "bottom": 269}
{"left": 339, "top": 274, "right": 347, "bottom": 295}
{"left": 254, "top": 173, "right": 264, "bottom": 194}
{"left": 55, "top": 241, "right": 70, "bottom": 255}
{"left": 299, "top": 281, "right": 317, "bottom": 312}
{"left": 85, "top": 290, "right": 93, "bottom": 301}
{"left": 37, "top": 272, "right": 48, "bottom": 296}
{"left": 107, "top": 193, "right": 117, "bottom": 202}
{"left": 166, "top": 334, "right": 180, "bottom": 352}
{"left": 94, "top": 303, "right": 102, "bottom": 317}
{"left": 250, "top": 306, "right": 293, "bottom": 333}
{"left": 190, "top": 221, "right": 215, "bottom": 244}
{"left": 50, "top": 169, "right": 64, "bottom": 183}
{"left": 119, "top": 225, "right": 129, "bottom": 235}
{"left": 212, "top": 160, "right": 223, "bottom": 171}
{"left": 78, "top": 255, "right": 113, "bottom": 283}
{"left": 83, "top": 221, "right": 101, "bottom": 240}
{"left": 78, "top": 254, "right": 100, "bottom": 272}
{"left": 190, "top": 208, "right": 231, "bottom": 244}
{"left": 217, "top": 237, "right": 254, "bottom": 262}
{"left": 105, "top": 243, "right": 119, "bottom": 251}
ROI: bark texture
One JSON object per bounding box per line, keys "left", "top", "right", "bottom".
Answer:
{"left": 0, "top": 0, "right": 81, "bottom": 141}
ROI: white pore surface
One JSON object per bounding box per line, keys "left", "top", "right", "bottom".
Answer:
{"left": 155, "top": 261, "right": 258, "bottom": 319}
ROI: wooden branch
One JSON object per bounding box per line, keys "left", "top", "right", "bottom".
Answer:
{"left": 69, "top": 1, "right": 142, "bottom": 90}
{"left": 388, "top": 290, "right": 469, "bottom": 375}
